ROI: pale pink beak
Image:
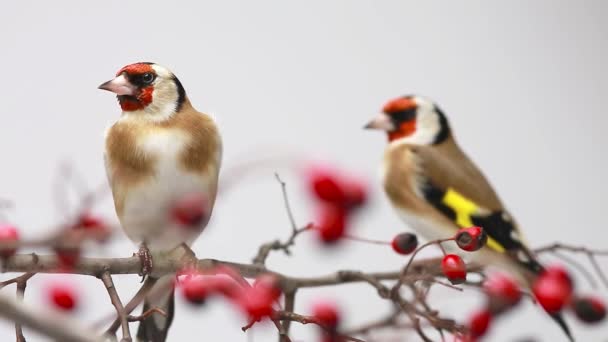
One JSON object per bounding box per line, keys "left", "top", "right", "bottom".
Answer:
{"left": 98, "top": 74, "right": 137, "bottom": 96}
{"left": 364, "top": 113, "right": 395, "bottom": 131}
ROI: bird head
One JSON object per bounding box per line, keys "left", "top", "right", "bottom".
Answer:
{"left": 99, "top": 62, "right": 186, "bottom": 119}
{"left": 364, "top": 95, "right": 450, "bottom": 145}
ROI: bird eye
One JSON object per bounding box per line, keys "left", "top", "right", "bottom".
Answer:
{"left": 142, "top": 73, "right": 155, "bottom": 84}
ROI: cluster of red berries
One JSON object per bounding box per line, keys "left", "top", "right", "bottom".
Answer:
{"left": 441, "top": 227, "right": 486, "bottom": 284}
{"left": 178, "top": 267, "right": 282, "bottom": 323}
{"left": 307, "top": 165, "right": 367, "bottom": 243}
{"left": 532, "top": 265, "right": 605, "bottom": 324}
{"left": 54, "top": 213, "right": 110, "bottom": 269}
{"left": 463, "top": 265, "right": 606, "bottom": 340}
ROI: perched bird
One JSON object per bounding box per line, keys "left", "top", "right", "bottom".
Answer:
{"left": 364, "top": 95, "right": 573, "bottom": 340}
{"left": 99, "top": 62, "right": 222, "bottom": 342}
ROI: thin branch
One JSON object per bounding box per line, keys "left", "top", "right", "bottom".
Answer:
{"left": 106, "top": 276, "right": 158, "bottom": 335}
{"left": 15, "top": 274, "right": 32, "bottom": 342}
{"left": 100, "top": 271, "right": 131, "bottom": 342}
{"left": 127, "top": 307, "right": 167, "bottom": 322}
{"left": 0, "top": 272, "right": 36, "bottom": 289}
{"left": 252, "top": 225, "right": 312, "bottom": 266}
{"left": 274, "top": 173, "right": 298, "bottom": 232}
{"left": 280, "top": 290, "right": 297, "bottom": 340}
{"left": 274, "top": 311, "right": 365, "bottom": 342}
{"left": 0, "top": 293, "right": 103, "bottom": 342}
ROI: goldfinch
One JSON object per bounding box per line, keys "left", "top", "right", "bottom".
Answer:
{"left": 99, "top": 62, "right": 222, "bottom": 342}
{"left": 364, "top": 95, "right": 572, "bottom": 340}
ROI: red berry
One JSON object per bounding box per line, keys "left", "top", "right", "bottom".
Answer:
{"left": 441, "top": 254, "right": 467, "bottom": 284}
{"left": 391, "top": 233, "right": 418, "bottom": 255}
{"left": 455, "top": 226, "right": 487, "bottom": 252}
{"left": 342, "top": 180, "right": 368, "bottom": 209}
{"left": 0, "top": 224, "right": 19, "bottom": 258}
{"left": 533, "top": 271, "right": 573, "bottom": 313}
{"left": 75, "top": 213, "right": 110, "bottom": 243}
{"left": 238, "top": 286, "right": 276, "bottom": 321}
{"left": 171, "top": 193, "right": 209, "bottom": 228}
{"left": 468, "top": 309, "right": 492, "bottom": 338}
{"left": 543, "top": 265, "right": 574, "bottom": 291}
{"left": 316, "top": 206, "right": 347, "bottom": 243}
{"left": 312, "top": 301, "right": 340, "bottom": 330}
{"left": 483, "top": 273, "right": 522, "bottom": 307}
{"left": 572, "top": 296, "right": 606, "bottom": 324}
{"left": 48, "top": 283, "right": 78, "bottom": 311}
{"left": 54, "top": 247, "right": 81, "bottom": 269}
{"left": 180, "top": 274, "right": 209, "bottom": 305}
{"left": 308, "top": 168, "right": 347, "bottom": 204}
{"left": 253, "top": 274, "right": 282, "bottom": 301}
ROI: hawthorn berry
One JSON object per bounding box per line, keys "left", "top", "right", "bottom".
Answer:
{"left": 572, "top": 296, "right": 606, "bottom": 324}
{"left": 75, "top": 213, "right": 110, "bottom": 243}
{"left": 455, "top": 226, "right": 487, "bottom": 252}
{"left": 441, "top": 254, "right": 467, "bottom": 284}
{"left": 468, "top": 309, "right": 492, "bottom": 338}
{"left": 391, "top": 233, "right": 418, "bottom": 255}
{"left": 532, "top": 269, "right": 573, "bottom": 313}
{"left": 171, "top": 193, "right": 208, "bottom": 228}
{"left": 253, "top": 274, "right": 282, "bottom": 301}
{"left": 341, "top": 179, "right": 368, "bottom": 209}
{"left": 0, "top": 224, "right": 19, "bottom": 258}
{"left": 48, "top": 282, "right": 78, "bottom": 311}
{"left": 543, "top": 265, "right": 574, "bottom": 291}
{"left": 316, "top": 206, "right": 347, "bottom": 243}
{"left": 180, "top": 274, "right": 209, "bottom": 305}
{"left": 312, "top": 301, "right": 341, "bottom": 330}
{"left": 483, "top": 273, "right": 522, "bottom": 308}
{"left": 308, "top": 167, "right": 346, "bottom": 204}
{"left": 54, "top": 247, "right": 81, "bottom": 269}
{"left": 238, "top": 285, "right": 276, "bottom": 321}
{"left": 307, "top": 165, "right": 368, "bottom": 210}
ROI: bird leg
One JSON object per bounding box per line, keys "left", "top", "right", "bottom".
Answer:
{"left": 136, "top": 243, "right": 153, "bottom": 282}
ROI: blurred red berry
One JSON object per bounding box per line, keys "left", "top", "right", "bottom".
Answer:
{"left": 533, "top": 270, "right": 573, "bottom": 313}
{"left": 238, "top": 286, "right": 276, "bottom": 321}
{"left": 0, "top": 224, "right": 19, "bottom": 258}
{"left": 48, "top": 283, "right": 78, "bottom": 311}
{"left": 483, "top": 273, "right": 522, "bottom": 307}
{"left": 316, "top": 206, "right": 347, "bottom": 243}
{"left": 253, "top": 274, "right": 282, "bottom": 301}
{"left": 75, "top": 213, "right": 111, "bottom": 243}
{"left": 312, "top": 301, "right": 340, "bottom": 330}
{"left": 391, "top": 232, "right": 418, "bottom": 255}
{"left": 468, "top": 309, "right": 492, "bottom": 338}
{"left": 441, "top": 254, "right": 467, "bottom": 284}
{"left": 180, "top": 274, "right": 209, "bottom": 305}
{"left": 54, "top": 247, "right": 81, "bottom": 269}
{"left": 455, "top": 226, "right": 487, "bottom": 252}
{"left": 342, "top": 179, "right": 368, "bottom": 209}
{"left": 572, "top": 296, "right": 606, "bottom": 324}
{"left": 543, "top": 265, "right": 574, "bottom": 291}
{"left": 308, "top": 168, "right": 347, "bottom": 204}
{"left": 171, "top": 193, "right": 208, "bottom": 228}
{"left": 307, "top": 166, "right": 368, "bottom": 210}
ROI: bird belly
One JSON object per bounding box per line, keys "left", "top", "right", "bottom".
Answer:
{"left": 112, "top": 130, "right": 217, "bottom": 252}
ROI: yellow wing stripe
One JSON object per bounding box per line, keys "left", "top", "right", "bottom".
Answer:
{"left": 441, "top": 188, "right": 505, "bottom": 253}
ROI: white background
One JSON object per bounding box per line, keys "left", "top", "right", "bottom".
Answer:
{"left": 0, "top": 1, "right": 607, "bottom": 341}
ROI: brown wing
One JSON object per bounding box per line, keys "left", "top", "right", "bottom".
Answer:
{"left": 412, "top": 134, "right": 504, "bottom": 211}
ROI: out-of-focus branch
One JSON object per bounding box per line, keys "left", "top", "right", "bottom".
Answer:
{"left": 0, "top": 293, "right": 103, "bottom": 342}
{"left": 100, "top": 271, "right": 131, "bottom": 342}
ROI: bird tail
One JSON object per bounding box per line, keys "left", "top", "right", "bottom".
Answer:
{"left": 136, "top": 275, "right": 175, "bottom": 342}
{"left": 517, "top": 251, "right": 574, "bottom": 342}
